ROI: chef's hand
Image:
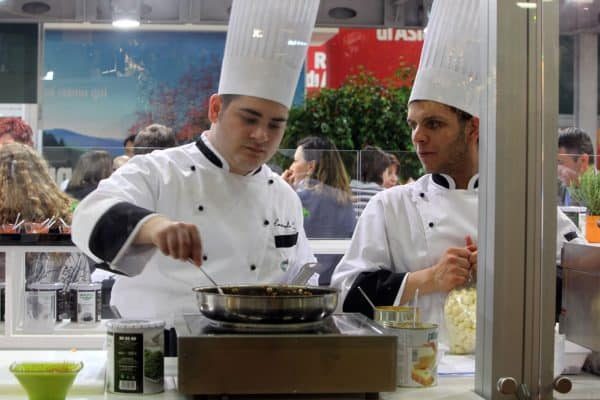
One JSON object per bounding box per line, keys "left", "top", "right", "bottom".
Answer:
{"left": 429, "top": 247, "right": 473, "bottom": 292}
{"left": 465, "top": 236, "right": 477, "bottom": 281}
{"left": 135, "top": 215, "right": 204, "bottom": 266}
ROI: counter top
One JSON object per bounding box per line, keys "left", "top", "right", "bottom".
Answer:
{"left": 0, "top": 351, "right": 598, "bottom": 399}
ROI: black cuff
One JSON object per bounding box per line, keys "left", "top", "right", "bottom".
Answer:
{"left": 343, "top": 269, "right": 407, "bottom": 319}
{"left": 89, "top": 202, "right": 154, "bottom": 263}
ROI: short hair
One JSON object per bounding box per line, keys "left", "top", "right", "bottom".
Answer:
{"left": 360, "top": 145, "right": 392, "bottom": 185}
{"left": 558, "top": 127, "right": 594, "bottom": 157}
{"left": 445, "top": 105, "right": 473, "bottom": 124}
{"left": 133, "top": 124, "right": 176, "bottom": 155}
{"left": 220, "top": 94, "right": 240, "bottom": 110}
{"left": 123, "top": 134, "right": 136, "bottom": 147}
{"left": 0, "top": 117, "right": 33, "bottom": 146}
{"left": 67, "top": 150, "right": 113, "bottom": 190}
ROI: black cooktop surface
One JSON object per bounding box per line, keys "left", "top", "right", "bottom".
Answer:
{"left": 180, "top": 313, "right": 387, "bottom": 337}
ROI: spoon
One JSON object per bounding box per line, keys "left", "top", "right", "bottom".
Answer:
{"left": 413, "top": 288, "right": 419, "bottom": 328}
{"left": 187, "top": 259, "right": 224, "bottom": 295}
{"left": 357, "top": 286, "right": 376, "bottom": 311}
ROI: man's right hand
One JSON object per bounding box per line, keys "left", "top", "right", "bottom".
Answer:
{"left": 135, "top": 215, "right": 203, "bottom": 266}
{"left": 429, "top": 247, "right": 472, "bottom": 292}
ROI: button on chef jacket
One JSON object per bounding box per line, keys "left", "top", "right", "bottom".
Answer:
{"left": 71, "top": 133, "right": 316, "bottom": 327}
{"left": 331, "top": 173, "right": 583, "bottom": 340}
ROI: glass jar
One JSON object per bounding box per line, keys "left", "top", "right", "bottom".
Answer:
{"left": 68, "top": 282, "right": 102, "bottom": 323}
{"left": 28, "top": 281, "right": 66, "bottom": 321}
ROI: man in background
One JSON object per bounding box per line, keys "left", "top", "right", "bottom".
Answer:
{"left": 123, "top": 134, "right": 136, "bottom": 157}
{"left": 557, "top": 127, "right": 594, "bottom": 206}
{"left": 133, "top": 123, "right": 177, "bottom": 155}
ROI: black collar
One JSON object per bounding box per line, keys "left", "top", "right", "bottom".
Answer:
{"left": 432, "top": 173, "right": 450, "bottom": 188}
{"left": 195, "top": 138, "right": 263, "bottom": 175}
{"left": 195, "top": 138, "right": 223, "bottom": 168}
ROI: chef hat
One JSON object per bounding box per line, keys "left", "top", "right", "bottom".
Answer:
{"left": 409, "top": 0, "right": 482, "bottom": 117}
{"left": 218, "top": 0, "right": 320, "bottom": 108}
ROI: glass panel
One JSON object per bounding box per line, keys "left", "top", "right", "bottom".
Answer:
{"left": 555, "top": 1, "right": 600, "bottom": 398}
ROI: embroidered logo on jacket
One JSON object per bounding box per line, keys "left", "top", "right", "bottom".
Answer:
{"left": 273, "top": 218, "right": 297, "bottom": 230}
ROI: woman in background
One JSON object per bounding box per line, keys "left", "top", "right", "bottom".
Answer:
{"left": 282, "top": 136, "right": 356, "bottom": 285}
{"left": 66, "top": 150, "right": 112, "bottom": 200}
{"left": 382, "top": 153, "right": 400, "bottom": 189}
{"left": 350, "top": 145, "right": 393, "bottom": 218}
{"left": 0, "top": 117, "right": 34, "bottom": 147}
{"left": 0, "top": 143, "right": 77, "bottom": 286}
{"left": 0, "top": 143, "right": 73, "bottom": 225}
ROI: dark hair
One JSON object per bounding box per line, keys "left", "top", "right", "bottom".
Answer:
{"left": 360, "top": 145, "right": 392, "bottom": 185}
{"left": 133, "top": 124, "right": 177, "bottom": 155}
{"left": 446, "top": 105, "right": 473, "bottom": 125}
{"left": 66, "top": 150, "right": 112, "bottom": 191}
{"left": 558, "top": 127, "right": 594, "bottom": 158}
{"left": 220, "top": 94, "right": 240, "bottom": 110}
{"left": 123, "top": 134, "right": 136, "bottom": 147}
{"left": 297, "top": 136, "right": 352, "bottom": 204}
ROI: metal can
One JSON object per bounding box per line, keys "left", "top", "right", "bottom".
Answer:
{"left": 106, "top": 319, "right": 165, "bottom": 394}
{"left": 68, "top": 282, "right": 102, "bottom": 323}
{"left": 374, "top": 306, "right": 419, "bottom": 328}
{"left": 386, "top": 322, "right": 438, "bottom": 387}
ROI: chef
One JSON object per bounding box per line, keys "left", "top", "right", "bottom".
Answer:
{"left": 71, "top": 0, "right": 320, "bottom": 328}
{"left": 331, "top": 0, "right": 582, "bottom": 335}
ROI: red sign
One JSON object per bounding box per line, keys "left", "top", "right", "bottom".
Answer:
{"left": 306, "top": 28, "right": 424, "bottom": 95}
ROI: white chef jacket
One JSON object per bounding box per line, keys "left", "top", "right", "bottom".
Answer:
{"left": 331, "top": 173, "right": 582, "bottom": 335}
{"left": 72, "top": 134, "right": 315, "bottom": 327}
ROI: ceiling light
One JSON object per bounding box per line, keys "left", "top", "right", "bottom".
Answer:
{"left": 516, "top": 2, "right": 537, "bottom": 9}
{"left": 112, "top": 0, "right": 141, "bottom": 29}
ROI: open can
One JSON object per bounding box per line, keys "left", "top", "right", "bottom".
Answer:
{"left": 386, "top": 322, "right": 438, "bottom": 387}
{"left": 374, "top": 306, "right": 419, "bottom": 328}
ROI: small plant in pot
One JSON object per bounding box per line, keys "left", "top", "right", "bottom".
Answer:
{"left": 570, "top": 168, "right": 600, "bottom": 242}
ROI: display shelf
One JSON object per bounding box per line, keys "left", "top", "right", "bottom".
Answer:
{"left": 0, "top": 240, "right": 352, "bottom": 350}
{"left": 0, "top": 234, "right": 73, "bottom": 246}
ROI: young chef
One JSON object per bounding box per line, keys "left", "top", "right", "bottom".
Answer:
{"left": 331, "top": 0, "right": 582, "bottom": 333}
{"left": 71, "top": 0, "right": 320, "bottom": 328}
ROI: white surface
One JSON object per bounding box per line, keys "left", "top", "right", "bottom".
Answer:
{"left": 563, "top": 340, "right": 592, "bottom": 375}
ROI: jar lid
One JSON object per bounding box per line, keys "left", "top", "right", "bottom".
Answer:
{"left": 29, "top": 282, "right": 65, "bottom": 290}
{"left": 106, "top": 319, "right": 165, "bottom": 332}
{"left": 70, "top": 282, "right": 101, "bottom": 291}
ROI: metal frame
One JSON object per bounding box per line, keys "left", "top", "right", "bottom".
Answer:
{"left": 476, "top": 1, "right": 559, "bottom": 399}
{"left": 476, "top": 0, "right": 528, "bottom": 397}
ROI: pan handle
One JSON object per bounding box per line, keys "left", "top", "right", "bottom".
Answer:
{"left": 290, "top": 262, "right": 320, "bottom": 285}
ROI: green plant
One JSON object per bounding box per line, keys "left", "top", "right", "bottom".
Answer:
{"left": 282, "top": 69, "right": 423, "bottom": 181}
{"left": 570, "top": 168, "right": 600, "bottom": 215}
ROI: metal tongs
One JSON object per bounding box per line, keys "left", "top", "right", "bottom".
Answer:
{"left": 291, "top": 262, "right": 320, "bottom": 285}
{"left": 187, "top": 259, "right": 224, "bottom": 295}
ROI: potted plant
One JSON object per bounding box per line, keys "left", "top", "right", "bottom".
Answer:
{"left": 570, "top": 168, "right": 600, "bottom": 242}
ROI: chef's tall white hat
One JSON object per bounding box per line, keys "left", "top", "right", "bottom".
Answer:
{"left": 218, "top": 0, "right": 320, "bottom": 109}
{"left": 409, "top": 0, "right": 481, "bottom": 117}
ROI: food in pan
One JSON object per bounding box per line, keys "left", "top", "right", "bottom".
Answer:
{"left": 223, "top": 286, "right": 314, "bottom": 296}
